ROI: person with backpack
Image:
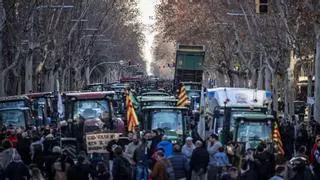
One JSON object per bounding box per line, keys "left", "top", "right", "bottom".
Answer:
{"left": 150, "top": 150, "right": 175, "bottom": 180}
{"left": 112, "top": 146, "right": 132, "bottom": 180}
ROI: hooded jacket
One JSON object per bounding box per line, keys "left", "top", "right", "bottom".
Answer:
{"left": 157, "top": 140, "right": 173, "bottom": 157}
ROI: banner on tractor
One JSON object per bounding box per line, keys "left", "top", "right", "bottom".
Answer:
{"left": 86, "top": 133, "right": 121, "bottom": 153}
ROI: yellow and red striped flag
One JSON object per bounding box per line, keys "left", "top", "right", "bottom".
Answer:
{"left": 177, "top": 86, "right": 188, "bottom": 107}
{"left": 126, "top": 90, "right": 139, "bottom": 132}
{"left": 273, "top": 121, "right": 285, "bottom": 155}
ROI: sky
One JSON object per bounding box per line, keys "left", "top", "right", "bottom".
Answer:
{"left": 138, "top": 0, "right": 157, "bottom": 75}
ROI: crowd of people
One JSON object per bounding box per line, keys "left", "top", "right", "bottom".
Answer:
{"left": 1, "top": 122, "right": 320, "bottom": 180}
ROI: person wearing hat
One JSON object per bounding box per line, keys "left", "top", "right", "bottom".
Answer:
{"left": 182, "top": 137, "right": 195, "bottom": 159}
{"left": 182, "top": 137, "right": 195, "bottom": 180}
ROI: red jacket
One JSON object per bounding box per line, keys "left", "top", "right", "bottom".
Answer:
{"left": 6, "top": 135, "right": 18, "bottom": 148}
{"left": 311, "top": 143, "right": 317, "bottom": 164}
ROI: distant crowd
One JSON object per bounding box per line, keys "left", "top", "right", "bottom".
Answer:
{"left": 0, "top": 122, "right": 320, "bottom": 180}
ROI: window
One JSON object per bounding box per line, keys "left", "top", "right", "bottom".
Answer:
{"left": 237, "top": 122, "right": 272, "bottom": 149}
{"left": 0, "top": 100, "right": 26, "bottom": 109}
{"left": 0, "top": 110, "right": 26, "bottom": 128}
{"left": 73, "top": 99, "right": 110, "bottom": 120}
{"left": 151, "top": 111, "right": 183, "bottom": 134}
{"left": 256, "top": 0, "right": 268, "bottom": 14}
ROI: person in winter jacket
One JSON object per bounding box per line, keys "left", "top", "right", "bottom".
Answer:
{"left": 240, "top": 149, "right": 259, "bottom": 180}
{"left": 214, "top": 146, "right": 230, "bottom": 172}
{"left": 150, "top": 130, "right": 162, "bottom": 152}
{"left": 52, "top": 154, "right": 71, "bottom": 180}
{"left": 30, "top": 167, "right": 45, "bottom": 180}
{"left": 92, "top": 162, "right": 109, "bottom": 180}
{"left": 151, "top": 151, "right": 173, "bottom": 180}
{"left": 254, "top": 144, "right": 276, "bottom": 180}
{"left": 169, "top": 144, "right": 188, "bottom": 180}
{"left": 6, "top": 150, "right": 30, "bottom": 180}
{"left": 157, "top": 136, "right": 173, "bottom": 157}
{"left": 112, "top": 147, "right": 132, "bottom": 180}
{"left": 310, "top": 135, "right": 320, "bottom": 164}
{"left": 106, "top": 135, "right": 125, "bottom": 174}
{"left": 6, "top": 130, "right": 17, "bottom": 148}
{"left": 0, "top": 140, "right": 16, "bottom": 170}
{"left": 313, "top": 140, "right": 320, "bottom": 179}
{"left": 133, "top": 133, "right": 151, "bottom": 180}
{"left": 124, "top": 133, "right": 141, "bottom": 159}
{"left": 269, "top": 165, "right": 285, "bottom": 180}
{"left": 16, "top": 132, "right": 31, "bottom": 165}
{"left": 190, "top": 140, "right": 209, "bottom": 180}
{"left": 182, "top": 137, "right": 195, "bottom": 158}
{"left": 221, "top": 167, "right": 238, "bottom": 180}
{"left": 30, "top": 136, "right": 44, "bottom": 170}
{"left": 207, "top": 134, "right": 222, "bottom": 180}
{"left": 44, "top": 146, "right": 61, "bottom": 180}
{"left": 67, "top": 155, "right": 92, "bottom": 180}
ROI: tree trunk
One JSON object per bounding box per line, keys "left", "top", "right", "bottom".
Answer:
{"left": 61, "top": 68, "right": 68, "bottom": 91}
{"left": 249, "top": 68, "right": 257, "bottom": 88}
{"left": 25, "top": 52, "right": 33, "bottom": 93}
{"left": 272, "top": 71, "right": 279, "bottom": 115}
{"left": 85, "top": 66, "right": 90, "bottom": 85}
{"left": 0, "top": 0, "right": 5, "bottom": 96}
{"left": 49, "top": 70, "right": 55, "bottom": 91}
{"left": 264, "top": 68, "right": 271, "bottom": 91}
{"left": 308, "top": 75, "right": 313, "bottom": 121}
{"left": 228, "top": 71, "right": 234, "bottom": 87}
{"left": 257, "top": 67, "right": 264, "bottom": 90}
{"left": 315, "top": 22, "right": 320, "bottom": 123}
{"left": 287, "top": 50, "right": 296, "bottom": 122}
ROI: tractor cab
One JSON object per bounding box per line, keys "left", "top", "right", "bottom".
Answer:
{"left": 0, "top": 107, "right": 34, "bottom": 129}
{"left": 26, "top": 92, "right": 54, "bottom": 125}
{"left": 63, "top": 91, "right": 123, "bottom": 137}
{"left": 141, "top": 106, "right": 189, "bottom": 144}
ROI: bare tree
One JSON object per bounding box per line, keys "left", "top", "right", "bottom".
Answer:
{"left": 0, "top": 0, "right": 144, "bottom": 95}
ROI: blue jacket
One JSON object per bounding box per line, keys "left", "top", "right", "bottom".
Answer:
{"left": 169, "top": 153, "right": 187, "bottom": 179}
{"left": 214, "top": 152, "right": 229, "bottom": 167}
{"left": 157, "top": 140, "right": 173, "bottom": 157}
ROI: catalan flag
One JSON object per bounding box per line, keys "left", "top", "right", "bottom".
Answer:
{"left": 126, "top": 90, "right": 139, "bottom": 132}
{"left": 177, "top": 86, "right": 188, "bottom": 107}
{"left": 273, "top": 121, "right": 285, "bottom": 155}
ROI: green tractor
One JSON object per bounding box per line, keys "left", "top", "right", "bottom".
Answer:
{"left": 141, "top": 106, "right": 190, "bottom": 144}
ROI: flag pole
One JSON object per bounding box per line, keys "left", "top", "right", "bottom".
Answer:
{"left": 56, "top": 79, "right": 62, "bottom": 148}
{"left": 197, "top": 86, "right": 206, "bottom": 141}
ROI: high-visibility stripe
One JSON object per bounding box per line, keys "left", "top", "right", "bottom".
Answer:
{"left": 177, "top": 86, "right": 188, "bottom": 107}
{"left": 177, "top": 95, "right": 188, "bottom": 104}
